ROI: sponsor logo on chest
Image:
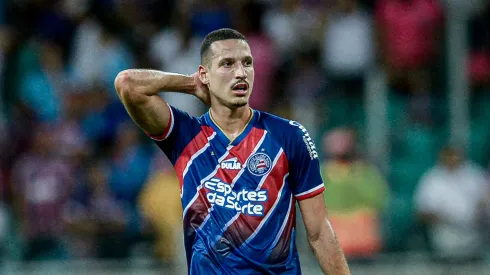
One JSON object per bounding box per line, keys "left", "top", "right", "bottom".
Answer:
{"left": 220, "top": 157, "right": 242, "bottom": 170}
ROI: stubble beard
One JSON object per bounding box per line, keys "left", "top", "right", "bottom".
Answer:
{"left": 213, "top": 93, "right": 249, "bottom": 109}
{"left": 230, "top": 97, "right": 248, "bottom": 108}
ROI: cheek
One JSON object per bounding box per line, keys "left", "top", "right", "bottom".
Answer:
{"left": 248, "top": 69, "right": 255, "bottom": 78}
{"left": 209, "top": 74, "right": 228, "bottom": 92}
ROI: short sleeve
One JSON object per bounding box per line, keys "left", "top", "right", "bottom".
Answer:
{"left": 147, "top": 104, "right": 201, "bottom": 164}
{"left": 287, "top": 121, "right": 325, "bottom": 201}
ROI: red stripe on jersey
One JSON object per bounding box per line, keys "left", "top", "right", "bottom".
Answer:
{"left": 218, "top": 128, "right": 266, "bottom": 183}
{"left": 267, "top": 196, "right": 296, "bottom": 262}
{"left": 186, "top": 128, "right": 266, "bottom": 225}
{"left": 174, "top": 126, "right": 215, "bottom": 190}
{"left": 219, "top": 152, "right": 289, "bottom": 250}
{"left": 146, "top": 104, "right": 174, "bottom": 140}
{"left": 295, "top": 184, "right": 325, "bottom": 201}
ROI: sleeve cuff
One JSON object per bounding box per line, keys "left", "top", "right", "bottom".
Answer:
{"left": 294, "top": 183, "right": 325, "bottom": 201}
{"left": 146, "top": 103, "right": 175, "bottom": 141}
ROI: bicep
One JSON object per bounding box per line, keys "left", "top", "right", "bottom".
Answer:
{"left": 299, "top": 194, "right": 329, "bottom": 241}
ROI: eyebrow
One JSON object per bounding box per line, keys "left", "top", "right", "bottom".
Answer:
{"left": 218, "top": 56, "right": 254, "bottom": 64}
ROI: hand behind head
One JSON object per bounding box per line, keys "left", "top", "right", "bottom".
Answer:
{"left": 191, "top": 72, "right": 211, "bottom": 105}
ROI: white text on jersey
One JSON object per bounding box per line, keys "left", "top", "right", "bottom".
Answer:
{"left": 220, "top": 157, "right": 242, "bottom": 170}
{"left": 204, "top": 178, "right": 268, "bottom": 216}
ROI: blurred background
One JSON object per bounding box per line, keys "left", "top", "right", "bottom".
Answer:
{"left": 0, "top": 0, "right": 489, "bottom": 274}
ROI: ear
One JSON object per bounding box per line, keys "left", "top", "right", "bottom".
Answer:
{"left": 198, "top": 65, "right": 209, "bottom": 85}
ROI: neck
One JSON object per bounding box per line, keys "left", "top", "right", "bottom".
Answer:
{"left": 210, "top": 104, "right": 252, "bottom": 140}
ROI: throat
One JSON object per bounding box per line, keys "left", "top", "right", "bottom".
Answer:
{"left": 209, "top": 107, "right": 253, "bottom": 142}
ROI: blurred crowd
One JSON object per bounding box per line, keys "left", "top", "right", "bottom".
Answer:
{"left": 0, "top": 0, "right": 489, "bottom": 267}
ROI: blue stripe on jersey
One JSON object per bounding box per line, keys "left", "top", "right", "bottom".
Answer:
{"left": 199, "top": 137, "right": 285, "bottom": 266}
{"left": 225, "top": 182, "right": 293, "bottom": 262}
{"left": 194, "top": 133, "right": 278, "bottom": 243}
{"left": 181, "top": 137, "right": 228, "bottom": 215}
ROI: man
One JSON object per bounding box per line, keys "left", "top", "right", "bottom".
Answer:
{"left": 115, "top": 28, "right": 350, "bottom": 274}
{"left": 321, "top": 127, "right": 388, "bottom": 259}
{"left": 415, "top": 146, "right": 487, "bottom": 262}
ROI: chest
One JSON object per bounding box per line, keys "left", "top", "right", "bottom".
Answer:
{"left": 177, "top": 127, "right": 289, "bottom": 196}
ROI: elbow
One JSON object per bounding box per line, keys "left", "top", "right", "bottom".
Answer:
{"left": 114, "top": 70, "right": 144, "bottom": 103}
{"left": 114, "top": 70, "right": 132, "bottom": 97}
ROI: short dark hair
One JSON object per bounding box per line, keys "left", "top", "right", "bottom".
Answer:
{"left": 200, "top": 28, "right": 248, "bottom": 66}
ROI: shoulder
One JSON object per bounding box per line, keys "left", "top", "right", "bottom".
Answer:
{"left": 168, "top": 104, "right": 208, "bottom": 130}
{"left": 462, "top": 162, "right": 487, "bottom": 181}
{"left": 257, "top": 111, "right": 318, "bottom": 159}
{"left": 419, "top": 166, "right": 445, "bottom": 187}
{"left": 257, "top": 111, "right": 306, "bottom": 137}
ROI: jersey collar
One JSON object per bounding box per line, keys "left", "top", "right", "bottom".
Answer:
{"left": 205, "top": 108, "right": 258, "bottom": 146}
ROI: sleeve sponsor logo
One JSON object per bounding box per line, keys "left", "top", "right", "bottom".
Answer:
{"left": 289, "top": 121, "right": 318, "bottom": 160}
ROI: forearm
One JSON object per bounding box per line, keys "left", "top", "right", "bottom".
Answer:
{"left": 309, "top": 219, "right": 350, "bottom": 275}
{"left": 115, "top": 69, "right": 195, "bottom": 98}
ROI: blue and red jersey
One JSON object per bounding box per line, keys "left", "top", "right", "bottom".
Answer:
{"left": 149, "top": 104, "right": 325, "bottom": 275}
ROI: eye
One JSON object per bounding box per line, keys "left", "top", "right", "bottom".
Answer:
{"left": 244, "top": 60, "right": 253, "bottom": 67}
{"left": 222, "top": 61, "right": 232, "bottom": 68}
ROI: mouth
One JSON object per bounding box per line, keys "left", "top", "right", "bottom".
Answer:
{"left": 231, "top": 82, "right": 249, "bottom": 95}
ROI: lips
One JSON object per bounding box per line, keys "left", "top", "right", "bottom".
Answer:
{"left": 232, "top": 82, "right": 249, "bottom": 91}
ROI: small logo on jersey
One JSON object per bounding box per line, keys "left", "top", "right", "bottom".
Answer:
{"left": 220, "top": 157, "right": 242, "bottom": 170}
{"left": 247, "top": 152, "right": 272, "bottom": 176}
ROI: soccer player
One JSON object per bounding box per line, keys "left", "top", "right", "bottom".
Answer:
{"left": 115, "top": 28, "right": 350, "bottom": 275}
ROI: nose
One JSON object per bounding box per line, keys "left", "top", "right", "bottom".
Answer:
{"left": 234, "top": 63, "right": 246, "bottom": 79}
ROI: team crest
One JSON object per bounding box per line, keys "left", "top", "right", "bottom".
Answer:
{"left": 247, "top": 152, "right": 272, "bottom": 176}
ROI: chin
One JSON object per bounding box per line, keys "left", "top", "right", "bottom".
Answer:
{"left": 231, "top": 98, "right": 248, "bottom": 108}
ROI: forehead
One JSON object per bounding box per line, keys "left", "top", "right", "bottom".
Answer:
{"left": 209, "top": 39, "right": 252, "bottom": 60}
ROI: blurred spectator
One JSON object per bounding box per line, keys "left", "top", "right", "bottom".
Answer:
{"left": 108, "top": 122, "right": 152, "bottom": 203}
{"left": 375, "top": 0, "right": 444, "bottom": 124}
{"left": 415, "top": 146, "right": 488, "bottom": 262}
{"left": 55, "top": 92, "right": 90, "bottom": 160}
{"left": 282, "top": 48, "right": 326, "bottom": 139}
{"left": 64, "top": 161, "right": 129, "bottom": 259}
{"left": 68, "top": 15, "right": 134, "bottom": 95}
{"left": 321, "top": 127, "right": 389, "bottom": 259}
{"left": 321, "top": 0, "right": 374, "bottom": 130}
{"left": 468, "top": 49, "right": 490, "bottom": 90}
{"left": 375, "top": 0, "right": 443, "bottom": 75}
{"left": 322, "top": 0, "right": 374, "bottom": 93}
{"left": 149, "top": 8, "right": 206, "bottom": 116}
{"left": 18, "top": 39, "right": 66, "bottom": 123}
{"left": 107, "top": 122, "right": 152, "bottom": 250}
{"left": 139, "top": 155, "right": 182, "bottom": 264}
{"left": 263, "top": 0, "right": 323, "bottom": 58}
{"left": 468, "top": 2, "right": 490, "bottom": 90}
{"left": 79, "top": 85, "right": 114, "bottom": 147}
{"left": 11, "top": 124, "right": 73, "bottom": 261}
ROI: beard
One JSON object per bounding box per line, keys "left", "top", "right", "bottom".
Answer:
{"left": 230, "top": 97, "right": 248, "bottom": 107}
{"left": 213, "top": 92, "right": 249, "bottom": 109}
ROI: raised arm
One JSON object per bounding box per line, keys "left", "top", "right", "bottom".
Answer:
{"left": 299, "top": 195, "right": 351, "bottom": 275}
{"left": 114, "top": 69, "right": 209, "bottom": 136}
